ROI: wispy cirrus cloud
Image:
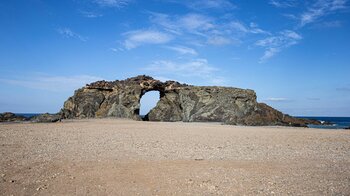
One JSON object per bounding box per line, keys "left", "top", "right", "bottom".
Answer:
{"left": 0, "top": 75, "right": 103, "bottom": 92}
{"left": 147, "top": 12, "right": 267, "bottom": 47}
{"left": 144, "top": 59, "right": 218, "bottom": 77}
{"left": 165, "top": 45, "right": 197, "bottom": 55}
{"left": 57, "top": 27, "right": 88, "bottom": 41}
{"left": 123, "top": 29, "right": 173, "bottom": 49}
{"left": 187, "top": 0, "right": 236, "bottom": 10}
{"left": 264, "top": 97, "right": 291, "bottom": 102}
{"left": 269, "top": 0, "right": 298, "bottom": 8}
{"left": 164, "top": 0, "right": 236, "bottom": 10}
{"left": 79, "top": 10, "right": 103, "bottom": 18}
{"left": 143, "top": 58, "right": 226, "bottom": 85}
{"left": 93, "top": 0, "right": 131, "bottom": 7}
{"left": 149, "top": 12, "right": 215, "bottom": 36}
{"left": 264, "top": 0, "right": 348, "bottom": 61}
{"left": 228, "top": 21, "right": 269, "bottom": 35}
{"left": 256, "top": 30, "right": 302, "bottom": 62}
{"left": 300, "top": 0, "right": 348, "bottom": 27}
{"left": 207, "top": 36, "right": 233, "bottom": 46}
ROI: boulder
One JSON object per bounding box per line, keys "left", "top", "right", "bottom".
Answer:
{"left": 60, "top": 75, "right": 320, "bottom": 127}
{"left": 0, "top": 112, "right": 27, "bottom": 122}
{"left": 30, "top": 113, "right": 61, "bottom": 123}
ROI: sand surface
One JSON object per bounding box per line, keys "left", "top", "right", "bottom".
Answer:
{"left": 0, "top": 119, "right": 349, "bottom": 195}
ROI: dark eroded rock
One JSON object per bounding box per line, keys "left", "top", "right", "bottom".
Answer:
{"left": 0, "top": 112, "right": 27, "bottom": 122}
{"left": 60, "top": 75, "right": 320, "bottom": 127}
{"left": 31, "top": 113, "right": 61, "bottom": 123}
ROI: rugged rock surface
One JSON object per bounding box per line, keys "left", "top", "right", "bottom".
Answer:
{"left": 30, "top": 113, "right": 61, "bottom": 123}
{"left": 61, "top": 75, "right": 321, "bottom": 127}
{"left": 0, "top": 112, "right": 27, "bottom": 122}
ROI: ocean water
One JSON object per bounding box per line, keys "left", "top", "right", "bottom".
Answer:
{"left": 297, "top": 116, "right": 350, "bottom": 129}
{"left": 15, "top": 113, "right": 42, "bottom": 118}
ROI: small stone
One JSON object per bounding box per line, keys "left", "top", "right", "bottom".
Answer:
{"left": 187, "top": 179, "right": 194, "bottom": 185}
{"left": 36, "top": 185, "right": 47, "bottom": 191}
{"left": 194, "top": 157, "right": 204, "bottom": 161}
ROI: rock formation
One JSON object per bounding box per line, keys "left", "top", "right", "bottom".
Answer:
{"left": 61, "top": 75, "right": 320, "bottom": 127}
{"left": 30, "top": 113, "right": 61, "bottom": 123}
{"left": 0, "top": 112, "right": 27, "bottom": 122}
{"left": 0, "top": 112, "right": 62, "bottom": 123}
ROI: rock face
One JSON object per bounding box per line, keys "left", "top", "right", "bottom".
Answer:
{"left": 30, "top": 113, "right": 61, "bottom": 123}
{"left": 61, "top": 75, "right": 320, "bottom": 127}
{"left": 0, "top": 112, "right": 27, "bottom": 122}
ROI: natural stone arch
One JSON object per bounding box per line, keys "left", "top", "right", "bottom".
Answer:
{"left": 61, "top": 75, "right": 321, "bottom": 126}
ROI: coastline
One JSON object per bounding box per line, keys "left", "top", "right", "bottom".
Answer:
{"left": 1, "top": 119, "right": 349, "bottom": 195}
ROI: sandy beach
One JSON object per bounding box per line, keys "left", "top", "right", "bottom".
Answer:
{"left": 0, "top": 119, "right": 349, "bottom": 195}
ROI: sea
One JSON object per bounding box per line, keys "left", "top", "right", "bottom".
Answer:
{"left": 15, "top": 113, "right": 350, "bottom": 129}
{"left": 296, "top": 116, "right": 350, "bottom": 129}
{"left": 15, "top": 113, "right": 42, "bottom": 118}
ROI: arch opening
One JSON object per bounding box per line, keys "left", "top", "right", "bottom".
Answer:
{"left": 139, "top": 90, "right": 160, "bottom": 121}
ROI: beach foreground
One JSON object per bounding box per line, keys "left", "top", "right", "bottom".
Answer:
{"left": 1, "top": 119, "right": 349, "bottom": 195}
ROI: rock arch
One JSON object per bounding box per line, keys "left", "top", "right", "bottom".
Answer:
{"left": 61, "top": 75, "right": 319, "bottom": 126}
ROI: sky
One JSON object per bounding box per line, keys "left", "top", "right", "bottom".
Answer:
{"left": 0, "top": 0, "right": 349, "bottom": 116}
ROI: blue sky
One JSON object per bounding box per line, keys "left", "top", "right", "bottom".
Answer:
{"left": 0, "top": 0, "right": 349, "bottom": 116}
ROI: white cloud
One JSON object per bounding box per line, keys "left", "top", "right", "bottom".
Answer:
{"left": 265, "top": 98, "right": 290, "bottom": 102}
{"left": 94, "top": 0, "right": 130, "bottom": 7}
{"left": 144, "top": 59, "right": 227, "bottom": 85}
{"left": 228, "top": 21, "right": 269, "bottom": 35}
{"left": 0, "top": 75, "right": 104, "bottom": 92}
{"left": 165, "top": 45, "right": 197, "bottom": 55}
{"left": 261, "top": 0, "right": 347, "bottom": 61}
{"left": 110, "top": 47, "right": 124, "bottom": 52}
{"left": 57, "top": 27, "right": 87, "bottom": 42}
{"left": 123, "top": 30, "right": 173, "bottom": 49}
{"left": 149, "top": 13, "right": 216, "bottom": 37}
{"left": 256, "top": 30, "right": 302, "bottom": 62}
{"left": 166, "top": 0, "right": 235, "bottom": 10}
{"left": 228, "top": 21, "right": 249, "bottom": 33}
{"left": 153, "top": 76, "right": 176, "bottom": 82}
{"left": 283, "top": 13, "right": 298, "bottom": 20}
{"left": 256, "top": 30, "right": 301, "bottom": 47}
{"left": 269, "top": 0, "right": 297, "bottom": 8}
{"left": 148, "top": 12, "right": 268, "bottom": 48}
{"left": 177, "top": 14, "right": 215, "bottom": 32}
{"left": 148, "top": 12, "right": 180, "bottom": 34}
{"left": 190, "top": 0, "right": 235, "bottom": 9}
{"left": 207, "top": 36, "right": 232, "bottom": 46}
{"left": 144, "top": 59, "right": 218, "bottom": 77}
{"left": 300, "top": 0, "right": 348, "bottom": 27}
{"left": 80, "top": 11, "right": 103, "bottom": 18}
{"left": 260, "top": 48, "right": 281, "bottom": 62}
